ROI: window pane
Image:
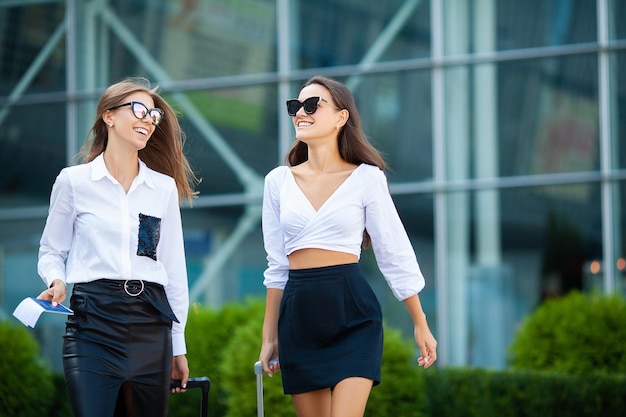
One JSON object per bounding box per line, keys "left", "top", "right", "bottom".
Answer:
{"left": 182, "top": 207, "right": 267, "bottom": 304}
{"left": 0, "top": 102, "right": 66, "bottom": 206}
{"left": 446, "top": 182, "right": 602, "bottom": 366}
{"left": 293, "top": 0, "right": 430, "bottom": 69}
{"left": 495, "top": 0, "right": 596, "bottom": 50}
{"left": 73, "top": 0, "right": 277, "bottom": 83}
{"left": 173, "top": 84, "right": 278, "bottom": 197}
{"left": 610, "top": 0, "right": 626, "bottom": 40}
{"left": 444, "top": 54, "right": 600, "bottom": 180}
{"left": 0, "top": 1, "right": 66, "bottom": 95}
{"left": 498, "top": 55, "right": 599, "bottom": 176}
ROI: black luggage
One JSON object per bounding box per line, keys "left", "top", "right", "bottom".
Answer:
{"left": 171, "top": 377, "right": 211, "bottom": 417}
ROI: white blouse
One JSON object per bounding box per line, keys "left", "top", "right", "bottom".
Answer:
{"left": 262, "top": 163, "right": 425, "bottom": 301}
{"left": 38, "top": 154, "right": 189, "bottom": 355}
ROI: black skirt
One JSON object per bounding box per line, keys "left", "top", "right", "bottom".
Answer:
{"left": 278, "top": 263, "right": 383, "bottom": 394}
{"left": 62, "top": 279, "right": 176, "bottom": 417}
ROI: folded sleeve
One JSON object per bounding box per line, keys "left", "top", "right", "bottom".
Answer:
{"left": 363, "top": 166, "right": 425, "bottom": 300}
{"left": 262, "top": 168, "right": 290, "bottom": 290}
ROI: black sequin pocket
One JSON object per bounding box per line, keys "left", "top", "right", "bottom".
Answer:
{"left": 137, "top": 213, "right": 161, "bottom": 261}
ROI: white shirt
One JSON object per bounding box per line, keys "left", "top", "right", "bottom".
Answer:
{"left": 38, "top": 154, "right": 189, "bottom": 355}
{"left": 262, "top": 163, "right": 425, "bottom": 301}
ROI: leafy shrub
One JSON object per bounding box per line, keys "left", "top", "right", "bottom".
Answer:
{"left": 0, "top": 320, "right": 55, "bottom": 417}
{"left": 220, "top": 303, "right": 292, "bottom": 417}
{"left": 168, "top": 298, "right": 267, "bottom": 417}
{"left": 507, "top": 291, "right": 626, "bottom": 375}
{"left": 424, "top": 367, "right": 626, "bottom": 417}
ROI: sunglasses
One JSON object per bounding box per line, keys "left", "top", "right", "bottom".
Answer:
{"left": 286, "top": 96, "right": 339, "bottom": 116}
{"left": 108, "top": 101, "right": 164, "bottom": 126}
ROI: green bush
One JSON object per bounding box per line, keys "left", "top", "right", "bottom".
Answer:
{"left": 424, "top": 367, "right": 626, "bottom": 417}
{"left": 220, "top": 303, "right": 292, "bottom": 417}
{"left": 507, "top": 291, "right": 626, "bottom": 375}
{"left": 168, "top": 298, "right": 267, "bottom": 417}
{"left": 0, "top": 320, "right": 55, "bottom": 417}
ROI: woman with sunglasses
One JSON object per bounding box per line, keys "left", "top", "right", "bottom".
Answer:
{"left": 36, "top": 77, "right": 198, "bottom": 417}
{"left": 258, "top": 75, "right": 437, "bottom": 417}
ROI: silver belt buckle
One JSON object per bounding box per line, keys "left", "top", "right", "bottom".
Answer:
{"left": 124, "top": 280, "right": 145, "bottom": 297}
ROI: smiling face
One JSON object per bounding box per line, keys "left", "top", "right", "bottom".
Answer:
{"left": 104, "top": 91, "right": 157, "bottom": 152}
{"left": 292, "top": 83, "right": 345, "bottom": 144}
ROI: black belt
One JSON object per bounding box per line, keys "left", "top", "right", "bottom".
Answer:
{"left": 74, "top": 279, "right": 179, "bottom": 323}
{"left": 76, "top": 279, "right": 159, "bottom": 296}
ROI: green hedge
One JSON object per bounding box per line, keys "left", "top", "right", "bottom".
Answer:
{"left": 424, "top": 367, "right": 626, "bottom": 417}
{"left": 7, "top": 292, "right": 625, "bottom": 416}
{"left": 508, "top": 291, "right": 626, "bottom": 375}
{"left": 0, "top": 320, "right": 56, "bottom": 417}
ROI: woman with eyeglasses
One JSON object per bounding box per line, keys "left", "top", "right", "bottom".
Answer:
{"left": 36, "top": 77, "right": 198, "bottom": 417}
{"left": 258, "top": 75, "right": 437, "bottom": 417}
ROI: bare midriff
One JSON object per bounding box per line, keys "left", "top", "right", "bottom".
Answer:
{"left": 288, "top": 248, "right": 358, "bottom": 270}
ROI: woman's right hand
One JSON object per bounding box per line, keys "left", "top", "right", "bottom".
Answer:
{"left": 259, "top": 343, "right": 280, "bottom": 377}
{"left": 37, "top": 279, "right": 67, "bottom": 306}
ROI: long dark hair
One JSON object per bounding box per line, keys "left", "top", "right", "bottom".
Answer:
{"left": 286, "top": 75, "right": 386, "bottom": 171}
{"left": 77, "top": 77, "right": 199, "bottom": 203}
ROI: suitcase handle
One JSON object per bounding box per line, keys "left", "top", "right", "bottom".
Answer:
{"left": 254, "top": 359, "right": 279, "bottom": 417}
{"left": 170, "top": 376, "right": 211, "bottom": 392}
{"left": 254, "top": 358, "right": 280, "bottom": 375}
{"left": 171, "top": 377, "right": 211, "bottom": 417}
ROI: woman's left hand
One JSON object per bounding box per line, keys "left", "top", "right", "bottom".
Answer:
{"left": 415, "top": 325, "right": 437, "bottom": 368}
{"left": 171, "top": 354, "right": 189, "bottom": 393}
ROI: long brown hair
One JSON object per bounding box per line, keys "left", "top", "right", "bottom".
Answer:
{"left": 286, "top": 75, "right": 386, "bottom": 171}
{"left": 77, "top": 77, "right": 199, "bottom": 204}
{"left": 286, "top": 76, "right": 386, "bottom": 248}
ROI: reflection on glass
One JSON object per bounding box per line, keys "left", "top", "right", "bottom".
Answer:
{"left": 168, "top": 85, "right": 279, "bottom": 197}
{"left": 347, "top": 72, "right": 432, "bottom": 182}
{"left": 495, "top": 0, "right": 596, "bottom": 50}
{"left": 610, "top": 0, "right": 626, "bottom": 40}
{"left": 0, "top": 2, "right": 66, "bottom": 95}
{"left": 0, "top": 103, "right": 66, "bottom": 205}
{"left": 498, "top": 55, "right": 599, "bottom": 176}
{"left": 446, "top": 183, "right": 602, "bottom": 367}
{"left": 295, "top": 0, "right": 430, "bottom": 68}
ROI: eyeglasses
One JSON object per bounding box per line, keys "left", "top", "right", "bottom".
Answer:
{"left": 286, "top": 96, "right": 339, "bottom": 116}
{"left": 108, "top": 101, "right": 164, "bottom": 126}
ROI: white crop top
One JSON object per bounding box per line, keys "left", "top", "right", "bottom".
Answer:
{"left": 262, "top": 163, "right": 425, "bottom": 300}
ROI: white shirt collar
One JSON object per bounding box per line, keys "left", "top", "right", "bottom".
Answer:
{"left": 90, "top": 153, "right": 155, "bottom": 189}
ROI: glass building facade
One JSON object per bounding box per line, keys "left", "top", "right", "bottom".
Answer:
{"left": 1, "top": 0, "right": 625, "bottom": 370}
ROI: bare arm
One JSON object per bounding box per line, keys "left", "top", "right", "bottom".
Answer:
{"left": 259, "top": 288, "right": 283, "bottom": 376}
{"left": 403, "top": 294, "right": 437, "bottom": 368}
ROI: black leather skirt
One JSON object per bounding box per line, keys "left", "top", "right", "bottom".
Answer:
{"left": 62, "top": 279, "right": 177, "bottom": 417}
{"left": 278, "top": 263, "right": 383, "bottom": 394}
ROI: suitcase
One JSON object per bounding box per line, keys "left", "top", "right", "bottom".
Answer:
{"left": 171, "top": 377, "right": 211, "bottom": 417}
{"left": 253, "top": 359, "right": 279, "bottom": 417}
